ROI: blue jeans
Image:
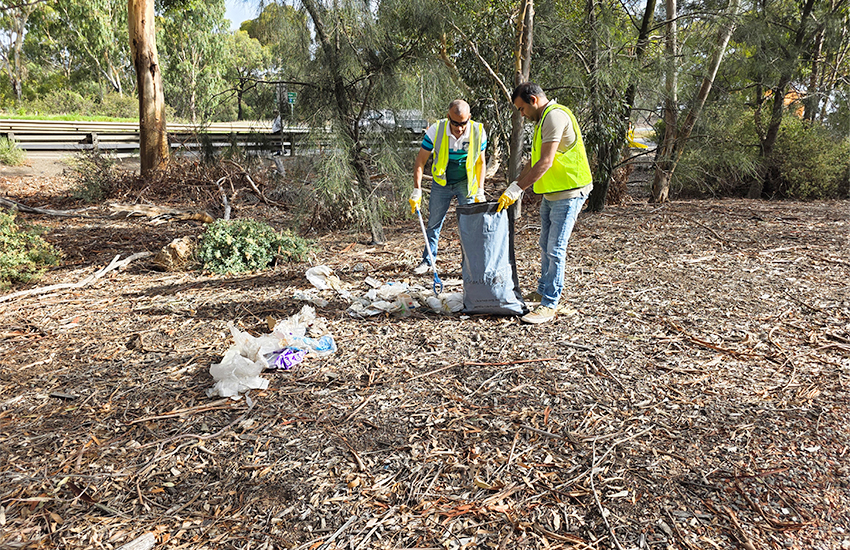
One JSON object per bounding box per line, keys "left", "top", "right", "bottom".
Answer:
{"left": 537, "top": 194, "right": 587, "bottom": 308}
{"left": 422, "top": 180, "right": 472, "bottom": 263}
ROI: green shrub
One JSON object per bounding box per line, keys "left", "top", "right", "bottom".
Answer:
{"left": 0, "top": 209, "right": 61, "bottom": 289}
{"left": 0, "top": 137, "right": 26, "bottom": 166}
{"left": 772, "top": 118, "right": 850, "bottom": 199}
{"left": 198, "top": 218, "right": 312, "bottom": 274}
{"left": 67, "top": 149, "right": 118, "bottom": 203}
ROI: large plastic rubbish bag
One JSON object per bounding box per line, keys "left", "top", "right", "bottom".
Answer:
{"left": 456, "top": 201, "right": 528, "bottom": 315}
{"left": 207, "top": 324, "right": 275, "bottom": 399}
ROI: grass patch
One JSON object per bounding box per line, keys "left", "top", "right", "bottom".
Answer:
{"left": 0, "top": 137, "right": 26, "bottom": 166}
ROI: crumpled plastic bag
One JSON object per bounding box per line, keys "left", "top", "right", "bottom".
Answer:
{"left": 207, "top": 324, "right": 276, "bottom": 399}
{"left": 424, "top": 292, "right": 464, "bottom": 314}
{"left": 306, "top": 265, "right": 344, "bottom": 291}
{"left": 272, "top": 305, "right": 337, "bottom": 356}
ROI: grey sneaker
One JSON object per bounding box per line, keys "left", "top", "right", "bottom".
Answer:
{"left": 521, "top": 305, "right": 557, "bottom": 324}
{"left": 413, "top": 260, "right": 431, "bottom": 275}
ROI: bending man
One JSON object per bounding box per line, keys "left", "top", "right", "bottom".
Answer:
{"left": 498, "top": 82, "right": 593, "bottom": 325}
{"left": 409, "top": 100, "right": 487, "bottom": 275}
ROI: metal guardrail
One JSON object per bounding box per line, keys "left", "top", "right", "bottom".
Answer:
{"left": 0, "top": 119, "right": 425, "bottom": 156}
{"left": 0, "top": 119, "right": 310, "bottom": 154}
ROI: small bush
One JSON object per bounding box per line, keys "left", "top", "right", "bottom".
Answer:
{"left": 0, "top": 209, "right": 61, "bottom": 289}
{"left": 67, "top": 149, "right": 118, "bottom": 203}
{"left": 772, "top": 118, "right": 850, "bottom": 199}
{"left": 0, "top": 137, "right": 26, "bottom": 166}
{"left": 198, "top": 218, "right": 312, "bottom": 274}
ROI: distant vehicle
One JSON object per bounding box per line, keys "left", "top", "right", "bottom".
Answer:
{"left": 359, "top": 109, "right": 396, "bottom": 133}
{"left": 396, "top": 110, "right": 428, "bottom": 133}
{"left": 359, "top": 109, "right": 428, "bottom": 133}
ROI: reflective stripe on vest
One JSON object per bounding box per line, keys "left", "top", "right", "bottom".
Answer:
{"left": 531, "top": 103, "right": 593, "bottom": 194}
{"left": 431, "top": 120, "right": 484, "bottom": 197}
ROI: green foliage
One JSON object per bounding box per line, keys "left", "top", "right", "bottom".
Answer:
{"left": 673, "top": 103, "right": 764, "bottom": 197}
{"left": 66, "top": 149, "right": 118, "bottom": 203}
{"left": 198, "top": 219, "right": 312, "bottom": 274}
{"left": 772, "top": 118, "right": 850, "bottom": 199}
{"left": 674, "top": 105, "right": 849, "bottom": 199}
{"left": 12, "top": 91, "right": 138, "bottom": 119}
{"left": 0, "top": 209, "right": 61, "bottom": 289}
{"left": 0, "top": 137, "right": 26, "bottom": 166}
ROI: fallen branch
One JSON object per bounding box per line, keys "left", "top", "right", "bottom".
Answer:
{"left": 0, "top": 252, "right": 151, "bottom": 304}
{"left": 0, "top": 196, "right": 96, "bottom": 218}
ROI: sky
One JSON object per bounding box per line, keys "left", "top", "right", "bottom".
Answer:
{"left": 225, "top": 0, "right": 258, "bottom": 31}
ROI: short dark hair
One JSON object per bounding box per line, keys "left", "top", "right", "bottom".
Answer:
{"left": 512, "top": 82, "right": 545, "bottom": 104}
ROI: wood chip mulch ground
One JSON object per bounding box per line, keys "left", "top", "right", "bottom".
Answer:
{"left": 1, "top": 168, "right": 848, "bottom": 550}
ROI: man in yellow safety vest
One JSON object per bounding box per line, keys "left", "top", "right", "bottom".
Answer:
{"left": 497, "top": 82, "right": 593, "bottom": 324}
{"left": 409, "top": 100, "right": 487, "bottom": 275}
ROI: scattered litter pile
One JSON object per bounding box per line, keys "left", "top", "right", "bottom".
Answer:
{"left": 207, "top": 305, "right": 337, "bottom": 399}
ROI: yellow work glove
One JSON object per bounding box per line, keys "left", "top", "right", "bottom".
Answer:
{"left": 409, "top": 187, "right": 422, "bottom": 214}
{"left": 473, "top": 186, "right": 486, "bottom": 203}
{"left": 497, "top": 181, "right": 523, "bottom": 212}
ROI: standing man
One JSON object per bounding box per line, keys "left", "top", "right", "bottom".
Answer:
{"left": 409, "top": 100, "right": 487, "bottom": 275}
{"left": 498, "top": 82, "right": 593, "bottom": 325}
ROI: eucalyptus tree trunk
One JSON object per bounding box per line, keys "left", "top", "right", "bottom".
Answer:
{"left": 128, "top": 0, "right": 170, "bottom": 175}
{"left": 651, "top": 0, "right": 740, "bottom": 202}
{"left": 510, "top": 0, "right": 533, "bottom": 218}
{"left": 587, "top": 0, "right": 656, "bottom": 212}
{"left": 0, "top": 2, "right": 37, "bottom": 102}
{"left": 650, "top": 0, "right": 678, "bottom": 203}
{"left": 508, "top": 0, "right": 533, "bottom": 183}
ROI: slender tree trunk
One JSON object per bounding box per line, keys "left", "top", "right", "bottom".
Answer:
{"left": 651, "top": 0, "right": 678, "bottom": 203}
{"left": 803, "top": 24, "right": 825, "bottom": 121}
{"left": 129, "top": 0, "right": 170, "bottom": 175}
{"left": 651, "top": 0, "right": 740, "bottom": 202}
{"left": 508, "top": 0, "right": 533, "bottom": 184}
{"left": 510, "top": 0, "right": 533, "bottom": 219}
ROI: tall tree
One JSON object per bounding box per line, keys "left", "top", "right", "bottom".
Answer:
{"left": 223, "top": 30, "right": 270, "bottom": 121}
{"left": 651, "top": 0, "right": 740, "bottom": 202}
{"left": 0, "top": 0, "right": 42, "bottom": 101}
{"left": 55, "top": 0, "right": 129, "bottom": 95}
{"left": 159, "top": 0, "right": 228, "bottom": 122}
{"left": 586, "top": 0, "right": 657, "bottom": 212}
{"left": 129, "top": 0, "right": 169, "bottom": 174}
{"left": 300, "top": 0, "right": 431, "bottom": 244}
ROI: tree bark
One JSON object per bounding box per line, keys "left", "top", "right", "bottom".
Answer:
{"left": 650, "top": 0, "right": 678, "bottom": 203}
{"left": 508, "top": 0, "right": 533, "bottom": 184}
{"left": 128, "top": 0, "right": 170, "bottom": 175}
{"left": 651, "top": 0, "right": 739, "bottom": 202}
{"left": 510, "top": 0, "right": 533, "bottom": 220}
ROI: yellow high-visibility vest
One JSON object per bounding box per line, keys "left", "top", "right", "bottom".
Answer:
{"left": 531, "top": 103, "right": 592, "bottom": 194}
{"left": 431, "top": 119, "right": 485, "bottom": 197}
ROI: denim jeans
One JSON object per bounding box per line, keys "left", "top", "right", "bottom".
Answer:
{"left": 537, "top": 193, "right": 587, "bottom": 308}
{"left": 422, "top": 180, "right": 473, "bottom": 263}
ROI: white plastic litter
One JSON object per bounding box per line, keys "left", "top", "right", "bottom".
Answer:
{"left": 306, "top": 265, "right": 344, "bottom": 290}
{"left": 207, "top": 306, "right": 337, "bottom": 399}
{"left": 207, "top": 324, "right": 275, "bottom": 399}
{"left": 293, "top": 289, "right": 329, "bottom": 308}
{"left": 272, "top": 305, "right": 337, "bottom": 356}
{"left": 346, "top": 278, "right": 463, "bottom": 317}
